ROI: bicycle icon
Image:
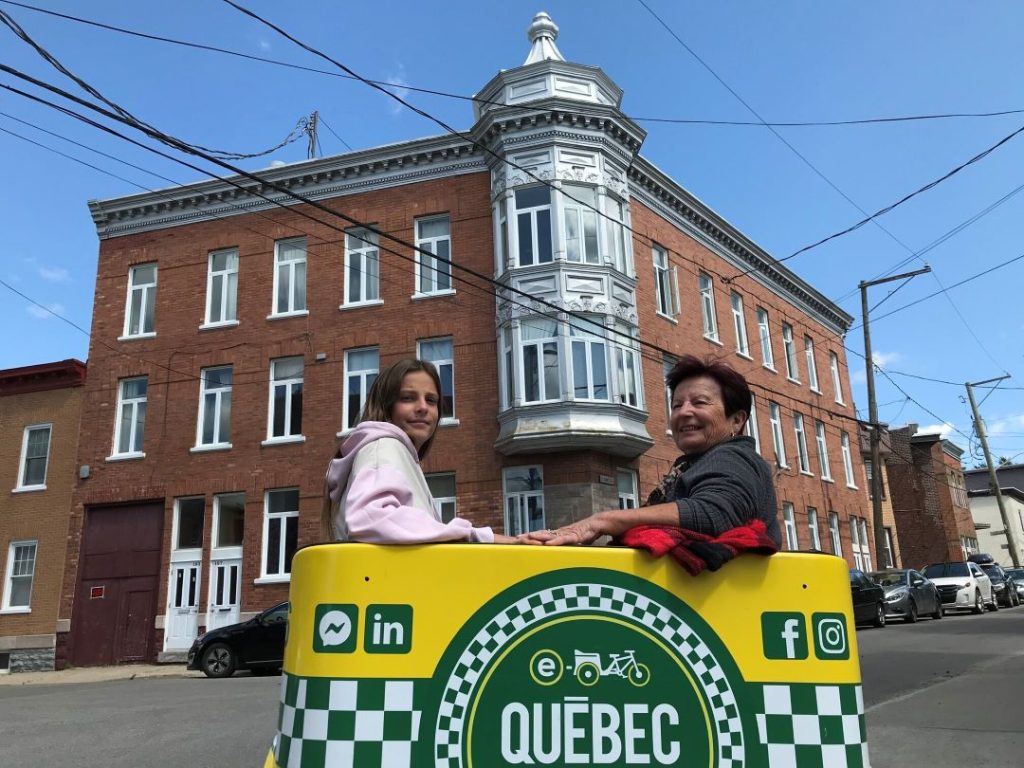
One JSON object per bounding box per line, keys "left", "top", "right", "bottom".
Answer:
{"left": 571, "top": 649, "right": 651, "bottom": 687}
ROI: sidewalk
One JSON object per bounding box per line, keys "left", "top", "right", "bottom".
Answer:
{"left": 0, "top": 663, "right": 199, "bottom": 686}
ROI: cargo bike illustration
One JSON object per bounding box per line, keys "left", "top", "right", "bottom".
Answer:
{"left": 262, "top": 544, "right": 870, "bottom": 767}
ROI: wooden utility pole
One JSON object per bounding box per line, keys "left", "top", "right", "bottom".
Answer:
{"left": 965, "top": 375, "right": 1020, "bottom": 567}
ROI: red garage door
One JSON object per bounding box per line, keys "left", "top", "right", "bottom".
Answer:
{"left": 68, "top": 503, "right": 164, "bottom": 666}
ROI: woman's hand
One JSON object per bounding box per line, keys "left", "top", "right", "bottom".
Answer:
{"left": 491, "top": 533, "right": 521, "bottom": 544}
{"left": 518, "top": 515, "right": 609, "bottom": 546}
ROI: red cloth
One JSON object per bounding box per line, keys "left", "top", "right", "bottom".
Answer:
{"left": 617, "top": 519, "right": 778, "bottom": 575}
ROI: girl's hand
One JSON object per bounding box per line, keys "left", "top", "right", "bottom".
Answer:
{"left": 491, "top": 533, "right": 521, "bottom": 544}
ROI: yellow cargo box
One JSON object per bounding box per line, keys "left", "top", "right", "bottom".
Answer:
{"left": 264, "top": 544, "right": 869, "bottom": 768}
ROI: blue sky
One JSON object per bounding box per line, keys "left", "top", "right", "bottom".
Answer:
{"left": 2, "top": 1, "right": 1022, "bottom": 465}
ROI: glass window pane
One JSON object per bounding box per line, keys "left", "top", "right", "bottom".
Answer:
{"left": 591, "top": 345, "right": 608, "bottom": 399}
{"left": 176, "top": 498, "right": 205, "bottom": 549}
{"left": 284, "top": 516, "right": 298, "bottom": 573}
{"left": 274, "top": 357, "right": 303, "bottom": 381}
{"left": 426, "top": 474, "right": 456, "bottom": 497}
{"left": 515, "top": 186, "right": 550, "bottom": 208}
{"left": 290, "top": 384, "right": 303, "bottom": 435}
{"left": 216, "top": 494, "right": 245, "bottom": 548}
{"left": 266, "top": 518, "right": 281, "bottom": 574}
{"left": 418, "top": 217, "right": 449, "bottom": 239}
{"left": 268, "top": 489, "right": 299, "bottom": 515}
{"left": 517, "top": 214, "right": 534, "bottom": 265}
{"left": 348, "top": 348, "right": 379, "bottom": 370}
{"left": 537, "top": 209, "right": 552, "bottom": 262}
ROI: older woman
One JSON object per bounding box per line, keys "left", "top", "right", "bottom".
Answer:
{"left": 526, "top": 355, "right": 781, "bottom": 547}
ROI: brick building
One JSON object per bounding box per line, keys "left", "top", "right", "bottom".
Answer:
{"left": 965, "top": 463, "right": 1024, "bottom": 567}
{"left": 59, "top": 13, "right": 872, "bottom": 664}
{"left": 885, "top": 424, "right": 976, "bottom": 569}
{"left": 859, "top": 423, "right": 901, "bottom": 569}
{"left": 0, "top": 359, "right": 85, "bottom": 672}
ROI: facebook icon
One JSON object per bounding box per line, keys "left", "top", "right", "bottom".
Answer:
{"left": 761, "top": 612, "right": 809, "bottom": 660}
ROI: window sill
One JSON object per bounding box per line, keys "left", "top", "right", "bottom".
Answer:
{"left": 736, "top": 351, "right": 754, "bottom": 361}
{"left": 190, "top": 443, "right": 233, "bottom": 453}
{"left": 261, "top": 436, "right": 306, "bottom": 447}
{"left": 12, "top": 485, "right": 46, "bottom": 494}
{"left": 655, "top": 311, "right": 678, "bottom": 324}
{"left": 117, "top": 332, "right": 156, "bottom": 342}
{"left": 439, "top": 418, "right": 461, "bottom": 427}
{"left": 763, "top": 364, "right": 777, "bottom": 373}
{"left": 846, "top": 484, "right": 859, "bottom": 491}
{"left": 703, "top": 335, "right": 723, "bottom": 346}
{"left": 338, "top": 300, "right": 384, "bottom": 311}
{"left": 411, "top": 290, "right": 456, "bottom": 301}
{"left": 810, "top": 387, "right": 822, "bottom": 395}
{"left": 835, "top": 399, "right": 846, "bottom": 406}
{"left": 254, "top": 575, "right": 291, "bottom": 586}
{"left": 821, "top": 477, "right": 835, "bottom": 484}
{"left": 106, "top": 452, "right": 145, "bottom": 462}
{"left": 266, "top": 310, "right": 309, "bottom": 321}
{"left": 786, "top": 377, "right": 802, "bottom": 385}
{"left": 199, "top": 320, "right": 239, "bottom": 331}
{"left": 0, "top": 607, "right": 31, "bottom": 615}
{"left": 799, "top": 470, "right": 814, "bottom": 477}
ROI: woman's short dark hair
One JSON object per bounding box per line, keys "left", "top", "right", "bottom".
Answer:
{"left": 360, "top": 358, "right": 442, "bottom": 459}
{"left": 666, "top": 355, "right": 752, "bottom": 418}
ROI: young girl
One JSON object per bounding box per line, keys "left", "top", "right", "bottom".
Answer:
{"left": 322, "top": 358, "right": 516, "bottom": 544}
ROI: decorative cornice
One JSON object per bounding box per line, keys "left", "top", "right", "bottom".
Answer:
{"left": 0, "top": 358, "right": 87, "bottom": 395}
{"left": 473, "top": 100, "right": 645, "bottom": 156}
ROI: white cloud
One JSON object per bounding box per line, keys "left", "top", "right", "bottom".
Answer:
{"left": 258, "top": 38, "right": 271, "bottom": 52}
{"left": 987, "top": 413, "right": 1024, "bottom": 437}
{"left": 384, "top": 64, "right": 411, "bottom": 115}
{"left": 850, "top": 366, "right": 866, "bottom": 384}
{"left": 26, "top": 302, "right": 65, "bottom": 320}
{"left": 915, "top": 422, "right": 956, "bottom": 439}
{"left": 871, "top": 350, "right": 901, "bottom": 367}
{"left": 38, "top": 266, "right": 70, "bottom": 282}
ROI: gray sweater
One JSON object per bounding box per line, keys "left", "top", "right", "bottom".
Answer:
{"left": 647, "top": 436, "right": 781, "bottom": 547}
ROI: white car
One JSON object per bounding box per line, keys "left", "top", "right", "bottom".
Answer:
{"left": 921, "top": 561, "right": 996, "bottom": 614}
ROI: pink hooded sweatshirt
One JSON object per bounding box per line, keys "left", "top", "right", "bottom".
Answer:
{"left": 324, "top": 421, "right": 494, "bottom": 544}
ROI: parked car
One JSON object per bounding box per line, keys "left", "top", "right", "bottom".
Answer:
{"left": 849, "top": 569, "right": 886, "bottom": 627}
{"left": 870, "top": 568, "right": 943, "bottom": 622}
{"left": 921, "top": 561, "right": 995, "bottom": 614}
{"left": 187, "top": 601, "right": 288, "bottom": 678}
{"left": 978, "top": 562, "right": 1020, "bottom": 608}
{"left": 1005, "top": 568, "right": 1024, "bottom": 601}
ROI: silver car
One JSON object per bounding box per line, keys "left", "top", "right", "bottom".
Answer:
{"left": 870, "top": 569, "right": 943, "bottom": 623}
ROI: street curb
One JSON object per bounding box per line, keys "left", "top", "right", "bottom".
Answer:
{"left": 0, "top": 664, "right": 201, "bottom": 687}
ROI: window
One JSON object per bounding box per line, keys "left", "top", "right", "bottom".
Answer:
{"left": 415, "top": 216, "right": 452, "bottom": 295}
{"left": 344, "top": 228, "right": 380, "bottom": 305}
{"left": 426, "top": 473, "right": 456, "bottom": 523}
{"left": 267, "top": 357, "right": 303, "bottom": 441}
{"left": 514, "top": 187, "right": 553, "bottom": 267}
{"left": 521, "top": 318, "right": 559, "bottom": 403}
{"left": 883, "top": 528, "right": 895, "bottom": 568}
{"left": 498, "top": 197, "right": 511, "bottom": 272}
{"left": 744, "top": 396, "right": 761, "bottom": 454}
{"left": 17, "top": 424, "right": 51, "bottom": 490}
{"left": 205, "top": 248, "right": 238, "bottom": 325}
{"left": 112, "top": 377, "right": 147, "bottom": 457}
{"left": 859, "top": 518, "right": 873, "bottom": 571}
{"left": 793, "top": 413, "right": 811, "bottom": 474}
{"left": 604, "top": 194, "right": 628, "bottom": 273}
{"left": 617, "top": 469, "right": 638, "bottom": 510}
{"left": 865, "top": 459, "right": 886, "bottom": 500}
{"left": 196, "top": 366, "right": 232, "bottom": 448}
{"left": 503, "top": 466, "right": 545, "bottom": 536}
{"left": 2, "top": 541, "right": 36, "bottom": 611}
{"left": 731, "top": 292, "right": 750, "bottom": 356}
{"left": 852, "top": 517, "right": 871, "bottom": 571}
{"left": 174, "top": 497, "right": 205, "bottom": 551}
{"left": 815, "top": 421, "right": 832, "bottom": 480}
{"left": 840, "top": 432, "right": 857, "bottom": 488}
{"left": 757, "top": 308, "right": 775, "bottom": 369}
{"left": 262, "top": 489, "right": 299, "bottom": 579}
{"left": 804, "top": 336, "right": 820, "bottom": 392}
{"left": 782, "top": 502, "right": 798, "bottom": 550}
{"left": 829, "top": 352, "right": 844, "bottom": 404}
{"left": 569, "top": 318, "right": 608, "bottom": 401}
{"left": 828, "top": 512, "right": 842, "bottom": 557}
{"left": 662, "top": 357, "right": 677, "bottom": 432}
{"left": 698, "top": 273, "right": 718, "bottom": 341}
{"left": 652, "top": 245, "right": 677, "bottom": 318}
{"left": 213, "top": 493, "right": 245, "bottom": 549}
{"left": 501, "top": 327, "right": 514, "bottom": 409}
{"left": 563, "top": 185, "right": 599, "bottom": 264}
{"left": 850, "top": 518, "right": 862, "bottom": 570}
{"left": 613, "top": 323, "right": 642, "bottom": 408}
{"left": 344, "top": 348, "right": 379, "bottom": 429}
{"left": 768, "top": 402, "right": 788, "bottom": 468}
{"left": 418, "top": 338, "right": 456, "bottom": 420}
{"left": 123, "top": 263, "right": 157, "bottom": 338}
{"left": 273, "top": 238, "right": 306, "bottom": 316}
{"left": 781, "top": 323, "right": 798, "bottom": 381}
{"left": 807, "top": 507, "right": 822, "bottom": 550}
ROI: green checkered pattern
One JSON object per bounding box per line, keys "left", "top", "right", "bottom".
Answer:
{"left": 755, "top": 683, "right": 869, "bottom": 767}
{"left": 274, "top": 674, "right": 423, "bottom": 768}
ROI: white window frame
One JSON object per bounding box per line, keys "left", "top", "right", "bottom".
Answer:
{"left": 617, "top": 469, "right": 639, "bottom": 510}
{"left": 426, "top": 473, "right": 457, "bottom": 523}
{"left": 652, "top": 245, "right": 678, "bottom": 319}
{"left": 343, "top": 228, "right": 381, "bottom": 307}
{"left": 730, "top": 292, "right": 750, "bottom": 357}
{"left": 563, "top": 185, "right": 600, "bottom": 265}
{"left": 194, "top": 366, "right": 233, "bottom": 450}
{"left": 260, "top": 488, "right": 299, "bottom": 581}
{"left": 503, "top": 466, "right": 546, "bottom": 536}
{"left": 613, "top": 322, "right": 643, "bottom": 408}
{"left": 744, "top": 396, "right": 761, "bottom": 454}
{"left": 521, "top": 318, "right": 560, "bottom": 404}
{"left": 815, "top": 420, "right": 833, "bottom": 480}
{"left": 203, "top": 248, "right": 239, "bottom": 327}
{"left": 415, "top": 215, "right": 453, "bottom": 297}
{"left": 807, "top": 507, "right": 822, "bottom": 551}
{"left": 699, "top": 272, "right": 719, "bottom": 341}
{"left": 265, "top": 356, "right": 304, "bottom": 443}
{"left": 850, "top": 517, "right": 863, "bottom": 570}
{"left": 121, "top": 263, "right": 157, "bottom": 339}
{"left": 212, "top": 492, "right": 246, "bottom": 553}
{"left": 662, "top": 357, "right": 677, "bottom": 435}
{"left": 500, "top": 326, "right": 515, "bottom": 410}
{"left": 418, "top": 337, "right": 457, "bottom": 422}
{"left": 271, "top": 238, "right": 307, "bottom": 317}
{"left": 829, "top": 512, "right": 843, "bottom": 557}
{"left": 840, "top": 431, "right": 857, "bottom": 488}
{"left": 172, "top": 496, "right": 206, "bottom": 554}
{"left": 804, "top": 335, "right": 820, "bottom": 392}
{"left": 794, "top": 413, "right": 812, "bottom": 474}
{"left": 829, "top": 351, "right": 845, "bottom": 404}
{"left": 757, "top": 307, "right": 775, "bottom": 370}
{"left": 568, "top": 318, "right": 609, "bottom": 402}
{"left": 883, "top": 528, "right": 895, "bottom": 568}
{"left": 1, "top": 540, "right": 37, "bottom": 612}
{"left": 859, "top": 518, "right": 872, "bottom": 571}
{"left": 342, "top": 347, "right": 379, "bottom": 431}
{"left": 111, "top": 376, "right": 147, "bottom": 459}
{"left": 16, "top": 423, "right": 51, "bottom": 491}
{"left": 604, "top": 194, "right": 629, "bottom": 274}
{"left": 782, "top": 502, "right": 798, "bottom": 550}
{"left": 513, "top": 187, "right": 554, "bottom": 267}
{"left": 768, "top": 402, "right": 788, "bottom": 468}
{"left": 782, "top": 323, "right": 799, "bottom": 382}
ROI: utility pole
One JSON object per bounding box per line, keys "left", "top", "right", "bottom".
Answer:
{"left": 965, "top": 375, "right": 1020, "bottom": 567}
{"left": 860, "top": 266, "right": 930, "bottom": 568}
{"left": 306, "top": 110, "right": 319, "bottom": 159}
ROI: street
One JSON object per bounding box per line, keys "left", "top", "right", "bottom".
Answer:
{"left": 0, "top": 607, "right": 1021, "bottom": 767}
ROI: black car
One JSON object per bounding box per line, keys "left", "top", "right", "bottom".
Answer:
{"left": 869, "top": 568, "right": 943, "bottom": 622}
{"left": 187, "top": 601, "right": 289, "bottom": 678}
{"left": 1006, "top": 568, "right": 1024, "bottom": 601}
{"left": 978, "top": 562, "right": 1020, "bottom": 608}
{"left": 849, "top": 570, "right": 886, "bottom": 627}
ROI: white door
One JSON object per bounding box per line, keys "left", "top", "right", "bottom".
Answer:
{"left": 207, "top": 558, "right": 241, "bottom": 631}
{"left": 165, "top": 561, "right": 201, "bottom": 650}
